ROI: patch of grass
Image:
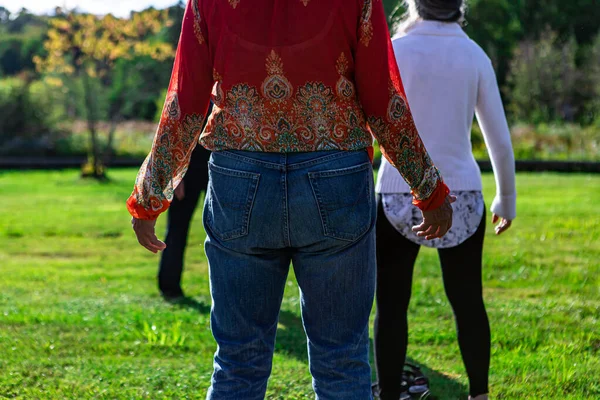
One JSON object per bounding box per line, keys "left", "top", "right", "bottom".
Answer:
{"left": 0, "top": 169, "right": 598, "bottom": 399}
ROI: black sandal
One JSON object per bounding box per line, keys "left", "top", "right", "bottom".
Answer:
{"left": 371, "top": 372, "right": 411, "bottom": 400}
{"left": 404, "top": 363, "right": 430, "bottom": 395}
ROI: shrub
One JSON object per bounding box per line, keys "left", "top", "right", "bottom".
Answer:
{"left": 507, "top": 30, "right": 581, "bottom": 124}
{"left": 0, "top": 76, "right": 65, "bottom": 156}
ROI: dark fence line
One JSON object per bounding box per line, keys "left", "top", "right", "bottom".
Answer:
{"left": 1, "top": 157, "right": 600, "bottom": 173}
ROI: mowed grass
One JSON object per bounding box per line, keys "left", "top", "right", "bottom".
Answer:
{"left": 0, "top": 169, "right": 598, "bottom": 399}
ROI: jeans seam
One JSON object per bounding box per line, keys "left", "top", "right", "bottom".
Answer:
{"left": 217, "top": 149, "right": 368, "bottom": 170}
{"left": 286, "top": 150, "right": 367, "bottom": 170}
{"left": 217, "top": 151, "right": 285, "bottom": 170}
{"left": 282, "top": 170, "right": 291, "bottom": 247}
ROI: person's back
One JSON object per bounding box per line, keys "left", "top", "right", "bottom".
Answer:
{"left": 199, "top": 0, "right": 407, "bottom": 157}
{"left": 373, "top": 4, "right": 516, "bottom": 400}
{"left": 393, "top": 24, "right": 481, "bottom": 180}
{"left": 127, "top": 1, "right": 456, "bottom": 398}
{"left": 377, "top": 20, "right": 514, "bottom": 208}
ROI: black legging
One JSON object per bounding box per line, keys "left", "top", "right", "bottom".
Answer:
{"left": 374, "top": 195, "right": 490, "bottom": 399}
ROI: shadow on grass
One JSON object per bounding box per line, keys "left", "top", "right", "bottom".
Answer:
{"left": 405, "top": 358, "right": 468, "bottom": 400}
{"left": 170, "top": 296, "right": 211, "bottom": 314}
{"left": 275, "top": 310, "right": 467, "bottom": 398}
{"left": 275, "top": 310, "right": 309, "bottom": 362}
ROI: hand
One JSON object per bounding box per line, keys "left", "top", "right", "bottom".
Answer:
{"left": 131, "top": 217, "right": 166, "bottom": 253}
{"left": 492, "top": 214, "right": 512, "bottom": 235}
{"left": 412, "top": 195, "right": 457, "bottom": 240}
{"left": 174, "top": 181, "right": 185, "bottom": 201}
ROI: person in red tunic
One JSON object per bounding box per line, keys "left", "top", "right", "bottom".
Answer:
{"left": 127, "top": 1, "right": 454, "bottom": 398}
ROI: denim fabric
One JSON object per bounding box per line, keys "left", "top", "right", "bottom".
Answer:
{"left": 203, "top": 150, "right": 376, "bottom": 400}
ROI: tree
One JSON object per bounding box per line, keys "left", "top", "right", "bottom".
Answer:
{"left": 34, "top": 9, "right": 173, "bottom": 178}
{"left": 382, "top": 0, "right": 404, "bottom": 33}
{"left": 583, "top": 33, "right": 600, "bottom": 125}
{"left": 507, "top": 30, "right": 580, "bottom": 123}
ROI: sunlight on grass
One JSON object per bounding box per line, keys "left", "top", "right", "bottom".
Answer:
{"left": 0, "top": 169, "right": 598, "bottom": 399}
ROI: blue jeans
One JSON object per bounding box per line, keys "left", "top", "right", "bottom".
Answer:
{"left": 203, "top": 150, "right": 376, "bottom": 400}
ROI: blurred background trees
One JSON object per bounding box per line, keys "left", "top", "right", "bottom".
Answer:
{"left": 1, "top": 1, "right": 599, "bottom": 171}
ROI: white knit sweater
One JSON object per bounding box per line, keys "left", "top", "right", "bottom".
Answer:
{"left": 376, "top": 20, "right": 517, "bottom": 220}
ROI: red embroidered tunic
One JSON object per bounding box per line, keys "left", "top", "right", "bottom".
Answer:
{"left": 127, "top": 0, "right": 449, "bottom": 220}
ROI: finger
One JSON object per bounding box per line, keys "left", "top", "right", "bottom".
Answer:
{"left": 142, "top": 233, "right": 165, "bottom": 252}
{"left": 137, "top": 236, "right": 158, "bottom": 253}
{"left": 418, "top": 224, "right": 438, "bottom": 238}
{"left": 425, "top": 225, "right": 443, "bottom": 240}
{"left": 137, "top": 229, "right": 163, "bottom": 250}
{"left": 437, "top": 221, "right": 451, "bottom": 238}
{"left": 412, "top": 221, "right": 428, "bottom": 233}
{"left": 496, "top": 220, "right": 512, "bottom": 235}
{"left": 448, "top": 195, "right": 457, "bottom": 204}
{"left": 148, "top": 235, "right": 167, "bottom": 251}
{"left": 492, "top": 214, "right": 499, "bottom": 224}
{"left": 430, "top": 220, "right": 451, "bottom": 240}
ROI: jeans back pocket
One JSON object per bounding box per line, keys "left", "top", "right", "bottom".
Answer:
{"left": 308, "top": 162, "right": 374, "bottom": 242}
{"left": 206, "top": 163, "right": 260, "bottom": 241}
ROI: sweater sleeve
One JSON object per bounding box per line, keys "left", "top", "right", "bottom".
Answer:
{"left": 354, "top": 0, "right": 448, "bottom": 210}
{"left": 127, "top": 0, "right": 213, "bottom": 220}
{"left": 475, "top": 56, "right": 517, "bottom": 220}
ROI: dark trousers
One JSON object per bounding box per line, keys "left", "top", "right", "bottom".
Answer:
{"left": 374, "top": 195, "right": 490, "bottom": 399}
{"left": 158, "top": 146, "right": 210, "bottom": 297}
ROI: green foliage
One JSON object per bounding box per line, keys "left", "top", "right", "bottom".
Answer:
{"left": 382, "top": 0, "right": 404, "bottom": 31}
{"left": 0, "top": 77, "right": 62, "bottom": 155}
{"left": 0, "top": 169, "right": 599, "bottom": 398}
{"left": 582, "top": 32, "right": 600, "bottom": 125}
{"left": 33, "top": 9, "right": 173, "bottom": 177}
{"left": 0, "top": 8, "right": 47, "bottom": 77}
{"left": 506, "top": 30, "right": 581, "bottom": 124}
{"left": 471, "top": 123, "right": 600, "bottom": 161}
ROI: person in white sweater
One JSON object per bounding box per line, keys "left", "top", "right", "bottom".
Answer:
{"left": 373, "top": 1, "right": 516, "bottom": 400}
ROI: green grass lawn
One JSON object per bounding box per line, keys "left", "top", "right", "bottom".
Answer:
{"left": 0, "top": 169, "right": 599, "bottom": 399}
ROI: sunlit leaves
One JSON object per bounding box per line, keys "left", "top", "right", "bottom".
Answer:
{"left": 35, "top": 9, "right": 174, "bottom": 78}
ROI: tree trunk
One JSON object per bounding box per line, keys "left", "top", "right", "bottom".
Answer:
{"left": 103, "top": 116, "right": 121, "bottom": 166}
{"left": 81, "top": 71, "right": 105, "bottom": 179}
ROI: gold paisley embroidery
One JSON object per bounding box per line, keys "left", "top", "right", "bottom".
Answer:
{"left": 165, "top": 91, "right": 181, "bottom": 120}
{"left": 388, "top": 94, "right": 407, "bottom": 122}
{"left": 336, "top": 52, "right": 349, "bottom": 76}
{"left": 135, "top": 112, "right": 204, "bottom": 213}
{"left": 192, "top": 0, "right": 205, "bottom": 44}
{"left": 335, "top": 52, "right": 356, "bottom": 99}
{"left": 212, "top": 69, "right": 225, "bottom": 107}
{"left": 359, "top": 0, "right": 373, "bottom": 47}
{"left": 265, "top": 50, "right": 284, "bottom": 75}
{"left": 262, "top": 50, "right": 293, "bottom": 102}
{"left": 201, "top": 79, "right": 372, "bottom": 154}
{"left": 228, "top": 0, "right": 240, "bottom": 9}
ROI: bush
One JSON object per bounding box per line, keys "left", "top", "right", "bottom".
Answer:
{"left": 507, "top": 30, "right": 581, "bottom": 124}
{"left": 0, "top": 76, "right": 65, "bottom": 156}
{"left": 471, "top": 123, "right": 600, "bottom": 161}
{"left": 582, "top": 33, "right": 600, "bottom": 126}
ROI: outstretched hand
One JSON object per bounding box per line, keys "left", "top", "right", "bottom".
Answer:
{"left": 492, "top": 214, "right": 512, "bottom": 235}
{"left": 412, "top": 195, "right": 456, "bottom": 240}
{"left": 131, "top": 218, "right": 166, "bottom": 253}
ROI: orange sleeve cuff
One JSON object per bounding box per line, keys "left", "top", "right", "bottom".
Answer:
{"left": 126, "top": 194, "right": 168, "bottom": 221}
{"left": 412, "top": 181, "right": 450, "bottom": 211}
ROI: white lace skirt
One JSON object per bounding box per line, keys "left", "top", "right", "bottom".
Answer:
{"left": 381, "top": 191, "right": 485, "bottom": 249}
